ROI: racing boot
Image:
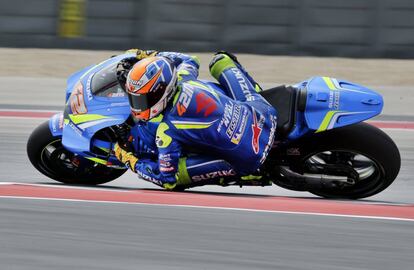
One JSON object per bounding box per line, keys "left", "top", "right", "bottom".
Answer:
{"left": 238, "top": 170, "right": 272, "bottom": 187}
{"left": 209, "top": 51, "right": 262, "bottom": 94}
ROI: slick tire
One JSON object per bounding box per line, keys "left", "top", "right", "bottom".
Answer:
{"left": 287, "top": 122, "right": 401, "bottom": 199}
{"left": 27, "top": 121, "right": 127, "bottom": 185}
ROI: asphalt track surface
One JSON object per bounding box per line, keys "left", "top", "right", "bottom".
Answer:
{"left": 1, "top": 77, "right": 414, "bottom": 269}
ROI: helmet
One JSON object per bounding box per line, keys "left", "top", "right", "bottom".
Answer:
{"left": 125, "top": 56, "right": 177, "bottom": 121}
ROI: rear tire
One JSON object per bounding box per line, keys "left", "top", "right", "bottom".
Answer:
{"left": 280, "top": 122, "right": 401, "bottom": 199}
{"left": 27, "top": 121, "right": 127, "bottom": 185}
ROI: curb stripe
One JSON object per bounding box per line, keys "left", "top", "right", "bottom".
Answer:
{"left": 1, "top": 183, "right": 414, "bottom": 221}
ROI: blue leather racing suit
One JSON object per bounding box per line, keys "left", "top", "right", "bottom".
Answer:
{"left": 130, "top": 52, "right": 278, "bottom": 188}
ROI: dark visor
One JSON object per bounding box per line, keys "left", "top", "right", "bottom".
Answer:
{"left": 127, "top": 83, "right": 167, "bottom": 112}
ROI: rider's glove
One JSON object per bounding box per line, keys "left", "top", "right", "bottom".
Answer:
{"left": 114, "top": 142, "right": 138, "bottom": 173}
{"left": 125, "top": 48, "right": 158, "bottom": 60}
{"left": 116, "top": 57, "right": 137, "bottom": 91}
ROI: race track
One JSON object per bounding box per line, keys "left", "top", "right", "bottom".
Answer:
{"left": 1, "top": 54, "right": 414, "bottom": 269}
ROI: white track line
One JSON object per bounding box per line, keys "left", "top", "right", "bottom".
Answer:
{"left": 0, "top": 195, "right": 413, "bottom": 222}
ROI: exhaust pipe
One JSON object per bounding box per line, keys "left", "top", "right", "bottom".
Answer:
{"left": 274, "top": 166, "right": 354, "bottom": 191}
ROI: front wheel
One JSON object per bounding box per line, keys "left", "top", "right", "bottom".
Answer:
{"left": 27, "top": 121, "right": 127, "bottom": 185}
{"left": 275, "top": 122, "right": 401, "bottom": 199}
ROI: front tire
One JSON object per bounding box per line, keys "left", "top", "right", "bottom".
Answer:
{"left": 279, "top": 122, "right": 401, "bottom": 199}
{"left": 27, "top": 121, "right": 127, "bottom": 185}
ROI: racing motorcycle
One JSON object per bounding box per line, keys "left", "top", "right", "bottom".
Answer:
{"left": 27, "top": 53, "right": 401, "bottom": 199}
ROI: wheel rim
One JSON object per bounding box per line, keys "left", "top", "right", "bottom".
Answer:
{"left": 39, "top": 139, "right": 79, "bottom": 177}
{"left": 302, "top": 150, "right": 383, "bottom": 194}
{"left": 306, "top": 151, "right": 377, "bottom": 180}
{"left": 38, "top": 139, "right": 125, "bottom": 184}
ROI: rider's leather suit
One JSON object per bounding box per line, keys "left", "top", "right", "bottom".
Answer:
{"left": 129, "top": 52, "right": 278, "bottom": 187}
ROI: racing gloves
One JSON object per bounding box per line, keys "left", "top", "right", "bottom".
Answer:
{"left": 125, "top": 48, "right": 158, "bottom": 60}
{"left": 114, "top": 142, "right": 138, "bottom": 173}
{"left": 114, "top": 142, "right": 179, "bottom": 191}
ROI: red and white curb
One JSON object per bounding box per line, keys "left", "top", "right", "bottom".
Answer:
{"left": 1, "top": 110, "right": 413, "bottom": 130}
{"left": 1, "top": 183, "right": 414, "bottom": 222}
{"left": 0, "top": 109, "right": 60, "bottom": 119}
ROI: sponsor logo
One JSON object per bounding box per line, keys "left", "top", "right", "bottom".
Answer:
{"left": 68, "top": 122, "right": 82, "bottom": 137}
{"left": 260, "top": 115, "right": 277, "bottom": 164}
{"left": 159, "top": 153, "right": 172, "bottom": 161}
{"left": 251, "top": 109, "right": 265, "bottom": 154}
{"left": 128, "top": 78, "right": 144, "bottom": 88}
{"left": 217, "top": 101, "right": 248, "bottom": 145}
{"left": 159, "top": 159, "right": 171, "bottom": 168}
{"left": 137, "top": 170, "right": 163, "bottom": 186}
{"left": 86, "top": 74, "right": 93, "bottom": 101}
{"left": 160, "top": 166, "right": 175, "bottom": 172}
{"left": 192, "top": 169, "right": 236, "bottom": 182}
{"left": 226, "top": 103, "right": 241, "bottom": 139}
{"left": 176, "top": 85, "right": 194, "bottom": 116}
{"left": 232, "top": 68, "right": 255, "bottom": 101}
{"left": 328, "top": 90, "right": 340, "bottom": 110}
{"left": 108, "top": 92, "right": 125, "bottom": 97}
{"left": 110, "top": 102, "right": 130, "bottom": 107}
{"left": 159, "top": 153, "right": 175, "bottom": 172}
{"left": 217, "top": 101, "right": 233, "bottom": 132}
{"left": 231, "top": 108, "right": 248, "bottom": 145}
{"left": 195, "top": 92, "right": 217, "bottom": 116}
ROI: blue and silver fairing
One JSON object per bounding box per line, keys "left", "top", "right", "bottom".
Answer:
{"left": 300, "top": 77, "right": 383, "bottom": 133}
{"left": 61, "top": 54, "right": 133, "bottom": 154}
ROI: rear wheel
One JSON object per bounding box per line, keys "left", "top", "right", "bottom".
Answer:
{"left": 274, "top": 122, "right": 401, "bottom": 199}
{"left": 27, "top": 121, "right": 127, "bottom": 185}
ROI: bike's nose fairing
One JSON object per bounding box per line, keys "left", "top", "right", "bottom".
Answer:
{"left": 302, "top": 77, "right": 383, "bottom": 132}
{"left": 61, "top": 54, "right": 132, "bottom": 153}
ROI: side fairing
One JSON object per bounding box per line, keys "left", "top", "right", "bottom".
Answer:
{"left": 62, "top": 104, "right": 130, "bottom": 153}
{"left": 302, "top": 77, "right": 383, "bottom": 133}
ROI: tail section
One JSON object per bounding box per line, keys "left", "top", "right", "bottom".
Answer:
{"left": 302, "top": 77, "right": 383, "bottom": 133}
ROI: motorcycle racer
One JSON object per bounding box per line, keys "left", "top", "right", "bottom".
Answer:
{"left": 114, "top": 49, "right": 278, "bottom": 190}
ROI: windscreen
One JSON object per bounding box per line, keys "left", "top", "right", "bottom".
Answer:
{"left": 91, "top": 62, "right": 125, "bottom": 97}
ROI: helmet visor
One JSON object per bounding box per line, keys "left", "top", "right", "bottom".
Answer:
{"left": 128, "top": 93, "right": 150, "bottom": 112}
{"left": 127, "top": 82, "right": 167, "bottom": 112}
